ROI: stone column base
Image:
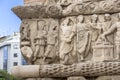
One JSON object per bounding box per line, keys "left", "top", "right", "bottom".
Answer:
{"left": 67, "top": 77, "right": 86, "bottom": 80}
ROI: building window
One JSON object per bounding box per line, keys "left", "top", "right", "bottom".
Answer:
{"left": 3, "top": 46, "right": 8, "bottom": 71}
{"left": 13, "top": 62, "right": 18, "bottom": 66}
{"left": 13, "top": 44, "right": 18, "bottom": 49}
{"left": 14, "top": 53, "right": 18, "bottom": 57}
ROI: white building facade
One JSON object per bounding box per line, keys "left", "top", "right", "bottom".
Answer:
{"left": 0, "top": 33, "right": 26, "bottom": 73}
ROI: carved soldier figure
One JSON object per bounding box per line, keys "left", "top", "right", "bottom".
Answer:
{"left": 60, "top": 17, "right": 76, "bottom": 65}
{"left": 33, "top": 20, "right": 47, "bottom": 64}
{"left": 43, "top": 21, "right": 58, "bottom": 64}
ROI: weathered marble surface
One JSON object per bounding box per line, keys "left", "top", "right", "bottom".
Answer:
{"left": 12, "top": 0, "right": 120, "bottom": 19}
{"left": 11, "top": 0, "right": 120, "bottom": 80}
{"left": 12, "top": 62, "right": 120, "bottom": 78}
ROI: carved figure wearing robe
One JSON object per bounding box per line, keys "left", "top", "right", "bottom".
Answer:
{"left": 101, "top": 14, "right": 113, "bottom": 44}
{"left": 60, "top": 18, "right": 76, "bottom": 65}
{"left": 77, "top": 15, "right": 90, "bottom": 62}
{"left": 89, "top": 14, "right": 101, "bottom": 46}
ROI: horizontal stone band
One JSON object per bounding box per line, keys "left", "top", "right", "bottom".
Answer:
{"left": 12, "top": 62, "right": 120, "bottom": 78}
{"left": 12, "top": 0, "right": 120, "bottom": 19}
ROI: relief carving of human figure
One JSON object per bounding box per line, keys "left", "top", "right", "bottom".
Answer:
{"left": 20, "top": 20, "right": 30, "bottom": 41}
{"left": 76, "top": 14, "right": 101, "bottom": 62}
{"left": 20, "top": 20, "right": 33, "bottom": 64}
{"left": 60, "top": 17, "right": 76, "bottom": 65}
{"left": 99, "top": 13, "right": 120, "bottom": 60}
{"left": 33, "top": 20, "right": 47, "bottom": 64}
{"left": 90, "top": 14, "right": 101, "bottom": 46}
{"left": 77, "top": 15, "right": 90, "bottom": 62}
{"left": 43, "top": 21, "right": 58, "bottom": 64}
{"left": 100, "top": 14, "right": 113, "bottom": 44}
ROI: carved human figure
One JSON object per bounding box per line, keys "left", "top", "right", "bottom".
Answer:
{"left": 33, "top": 20, "right": 47, "bottom": 64}
{"left": 76, "top": 14, "right": 100, "bottom": 62}
{"left": 20, "top": 20, "right": 33, "bottom": 64}
{"left": 43, "top": 21, "right": 58, "bottom": 64}
{"left": 77, "top": 15, "right": 89, "bottom": 62}
{"left": 90, "top": 14, "right": 101, "bottom": 46}
{"left": 20, "top": 20, "right": 30, "bottom": 41}
{"left": 100, "top": 20, "right": 120, "bottom": 60}
{"left": 102, "top": 14, "right": 113, "bottom": 43}
{"left": 103, "top": 14, "right": 112, "bottom": 32}
{"left": 60, "top": 17, "right": 76, "bottom": 65}
{"left": 97, "top": 14, "right": 113, "bottom": 42}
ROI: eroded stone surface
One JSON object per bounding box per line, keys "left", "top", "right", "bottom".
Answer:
{"left": 68, "top": 77, "right": 86, "bottom": 80}
{"left": 12, "top": 0, "right": 120, "bottom": 19}
{"left": 96, "top": 76, "right": 120, "bottom": 80}
{"left": 12, "top": 0, "right": 120, "bottom": 79}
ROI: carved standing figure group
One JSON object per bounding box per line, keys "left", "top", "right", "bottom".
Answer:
{"left": 20, "top": 13, "right": 120, "bottom": 65}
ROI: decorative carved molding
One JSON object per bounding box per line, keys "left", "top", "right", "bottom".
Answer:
{"left": 12, "top": 62, "right": 120, "bottom": 78}
{"left": 12, "top": 0, "right": 120, "bottom": 19}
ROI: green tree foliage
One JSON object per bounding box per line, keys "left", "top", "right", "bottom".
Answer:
{"left": 0, "top": 70, "right": 23, "bottom": 80}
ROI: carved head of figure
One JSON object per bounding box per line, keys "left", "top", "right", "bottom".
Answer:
{"left": 77, "top": 15, "right": 84, "bottom": 23}
{"left": 50, "top": 21, "right": 58, "bottom": 31}
{"left": 104, "top": 14, "right": 111, "bottom": 21}
{"left": 20, "top": 20, "right": 29, "bottom": 33}
{"left": 67, "top": 18, "right": 74, "bottom": 26}
{"left": 38, "top": 20, "right": 46, "bottom": 30}
{"left": 91, "top": 14, "right": 98, "bottom": 23}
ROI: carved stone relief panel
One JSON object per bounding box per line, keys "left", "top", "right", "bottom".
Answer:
{"left": 58, "top": 13, "right": 120, "bottom": 63}
{"left": 20, "top": 18, "right": 59, "bottom": 65}
{"left": 12, "top": 0, "right": 120, "bottom": 79}
{"left": 20, "top": 12, "right": 120, "bottom": 65}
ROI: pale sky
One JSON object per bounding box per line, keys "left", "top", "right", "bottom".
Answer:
{"left": 0, "top": 0, "right": 23, "bottom": 36}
